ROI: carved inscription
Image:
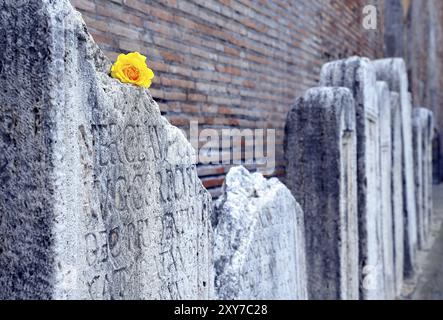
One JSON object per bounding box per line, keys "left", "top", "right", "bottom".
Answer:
{"left": 82, "top": 115, "right": 204, "bottom": 299}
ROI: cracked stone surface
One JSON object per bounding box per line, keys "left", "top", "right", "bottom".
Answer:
{"left": 0, "top": 0, "right": 212, "bottom": 299}
{"left": 213, "top": 166, "right": 307, "bottom": 300}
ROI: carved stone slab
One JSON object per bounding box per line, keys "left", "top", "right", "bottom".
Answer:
{"left": 213, "top": 166, "right": 307, "bottom": 300}
{"left": 320, "top": 57, "right": 384, "bottom": 299}
{"left": 372, "top": 59, "right": 418, "bottom": 279}
{"left": 284, "top": 87, "right": 359, "bottom": 300}
{"left": 0, "top": 0, "right": 212, "bottom": 299}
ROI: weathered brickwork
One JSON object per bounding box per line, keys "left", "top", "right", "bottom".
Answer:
{"left": 71, "top": 0, "right": 384, "bottom": 194}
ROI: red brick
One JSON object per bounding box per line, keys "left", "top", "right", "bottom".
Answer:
{"left": 122, "top": 0, "right": 151, "bottom": 14}
{"left": 187, "top": 94, "right": 207, "bottom": 102}
{"left": 161, "top": 77, "right": 195, "bottom": 89}
{"left": 110, "top": 23, "right": 140, "bottom": 39}
{"left": 97, "top": 5, "right": 144, "bottom": 27}
{"left": 202, "top": 177, "right": 226, "bottom": 189}
{"left": 159, "top": 50, "right": 184, "bottom": 63}
{"left": 89, "top": 32, "right": 114, "bottom": 46}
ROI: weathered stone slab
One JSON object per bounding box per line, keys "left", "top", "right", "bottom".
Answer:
{"left": 413, "top": 108, "right": 435, "bottom": 249}
{"left": 372, "top": 59, "right": 418, "bottom": 279}
{"left": 213, "top": 166, "right": 307, "bottom": 300}
{"left": 0, "top": 0, "right": 212, "bottom": 299}
{"left": 423, "top": 110, "right": 434, "bottom": 244}
{"left": 320, "top": 57, "right": 383, "bottom": 299}
{"left": 412, "top": 108, "right": 425, "bottom": 250}
{"left": 377, "top": 82, "right": 395, "bottom": 299}
{"left": 284, "top": 87, "right": 359, "bottom": 300}
{"left": 390, "top": 92, "right": 405, "bottom": 296}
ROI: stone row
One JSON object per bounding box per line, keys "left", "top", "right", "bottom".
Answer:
{"left": 284, "top": 56, "right": 435, "bottom": 299}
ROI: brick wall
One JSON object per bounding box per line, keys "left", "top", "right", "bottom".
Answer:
{"left": 71, "top": 0, "right": 385, "bottom": 196}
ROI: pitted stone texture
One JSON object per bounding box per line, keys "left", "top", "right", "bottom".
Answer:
{"left": 390, "top": 92, "right": 405, "bottom": 296}
{"left": 0, "top": 0, "right": 56, "bottom": 299}
{"left": 377, "top": 82, "right": 395, "bottom": 300}
{"left": 213, "top": 166, "right": 307, "bottom": 300}
{"left": 372, "top": 58, "right": 418, "bottom": 279}
{"left": 0, "top": 0, "right": 212, "bottom": 299}
{"left": 284, "top": 87, "right": 359, "bottom": 300}
{"left": 320, "top": 57, "right": 383, "bottom": 300}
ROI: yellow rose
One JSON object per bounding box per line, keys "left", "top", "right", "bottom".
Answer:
{"left": 111, "top": 52, "right": 154, "bottom": 88}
